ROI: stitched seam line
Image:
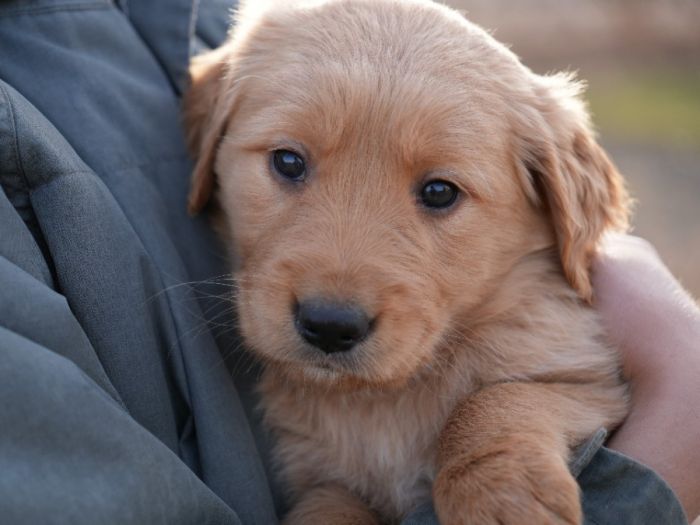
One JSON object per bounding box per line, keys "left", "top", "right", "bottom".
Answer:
{"left": 0, "top": 82, "right": 27, "bottom": 192}
{"left": 0, "top": 2, "right": 112, "bottom": 18}
{"left": 189, "top": 0, "right": 202, "bottom": 56}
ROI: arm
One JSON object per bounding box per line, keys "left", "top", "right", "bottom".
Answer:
{"left": 593, "top": 234, "right": 700, "bottom": 520}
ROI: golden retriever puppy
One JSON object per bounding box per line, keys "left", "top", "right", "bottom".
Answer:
{"left": 184, "top": 0, "right": 630, "bottom": 523}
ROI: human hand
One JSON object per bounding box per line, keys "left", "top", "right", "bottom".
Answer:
{"left": 593, "top": 233, "right": 700, "bottom": 520}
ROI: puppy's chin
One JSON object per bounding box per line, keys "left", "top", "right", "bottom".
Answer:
{"left": 273, "top": 361, "right": 422, "bottom": 392}
{"left": 252, "top": 339, "right": 438, "bottom": 392}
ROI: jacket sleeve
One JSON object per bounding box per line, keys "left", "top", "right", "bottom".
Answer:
{"left": 0, "top": 141, "right": 241, "bottom": 524}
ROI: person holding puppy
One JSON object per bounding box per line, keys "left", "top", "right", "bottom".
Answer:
{"left": 0, "top": 0, "right": 696, "bottom": 523}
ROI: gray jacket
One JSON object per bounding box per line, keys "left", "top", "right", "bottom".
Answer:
{"left": 0, "top": 0, "right": 687, "bottom": 523}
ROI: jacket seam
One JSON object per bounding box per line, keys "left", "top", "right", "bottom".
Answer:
{"left": 0, "top": 82, "right": 28, "bottom": 192}
{"left": 0, "top": 2, "right": 112, "bottom": 18}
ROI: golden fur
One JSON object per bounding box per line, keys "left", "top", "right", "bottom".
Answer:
{"left": 184, "top": 1, "right": 630, "bottom": 523}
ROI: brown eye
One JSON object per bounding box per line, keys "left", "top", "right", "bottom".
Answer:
{"left": 420, "top": 180, "right": 459, "bottom": 209}
{"left": 272, "top": 149, "right": 306, "bottom": 181}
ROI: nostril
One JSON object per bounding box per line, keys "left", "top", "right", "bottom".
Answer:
{"left": 299, "top": 322, "right": 321, "bottom": 342}
{"left": 295, "top": 299, "right": 371, "bottom": 354}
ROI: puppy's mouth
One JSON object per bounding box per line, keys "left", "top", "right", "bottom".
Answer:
{"left": 298, "top": 360, "right": 346, "bottom": 381}
{"left": 274, "top": 325, "right": 441, "bottom": 390}
{"left": 264, "top": 348, "right": 370, "bottom": 385}
{"left": 295, "top": 344, "right": 366, "bottom": 375}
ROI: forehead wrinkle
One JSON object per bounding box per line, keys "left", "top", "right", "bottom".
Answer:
{"left": 230, "top": 65, "right": 393, "bottom": 158}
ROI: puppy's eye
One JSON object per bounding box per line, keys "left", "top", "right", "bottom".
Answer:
{"left": 420, "top": 180, "right": 459, "bottom": 209}
{"left": 272, "top": 149, "right": 306, "bottom": 181}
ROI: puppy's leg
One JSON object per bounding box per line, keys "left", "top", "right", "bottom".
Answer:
{"left": 433, "top": 381, "right": 626, "bottom": 525}
{"left": 283, "top": 483, "right": 380, "bottom": 525}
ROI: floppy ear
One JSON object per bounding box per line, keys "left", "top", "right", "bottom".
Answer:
{"left": 514, "top": 73, "right": 630, "bottom": 302}
{"left": 183, "top": 44, "right": 237, "bottom": 215}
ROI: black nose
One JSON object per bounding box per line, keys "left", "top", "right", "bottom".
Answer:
{"left": 295, "top": 300, "right": 371, "bottom": 354}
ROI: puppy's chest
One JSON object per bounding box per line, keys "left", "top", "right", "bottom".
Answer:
{"left": 262, "top": 380, "right": 461, "bottom": 519}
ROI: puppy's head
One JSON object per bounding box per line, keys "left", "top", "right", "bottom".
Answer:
{"left": 185, "top": 0, "right": 628, "bottom": 389}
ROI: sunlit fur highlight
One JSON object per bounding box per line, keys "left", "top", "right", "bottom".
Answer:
{"left": 184, "top": 1, "right": 630, "bottom": 523}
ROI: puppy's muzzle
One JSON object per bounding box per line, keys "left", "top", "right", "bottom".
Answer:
{"left": 295, "top": 299, "right": 372, "bottom": 354}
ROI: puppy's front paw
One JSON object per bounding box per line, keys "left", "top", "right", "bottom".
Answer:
{"left": 433, "top": 441, "right": 581, "bottom": 525}
{"left": 282, "top": 484, "right": 380, "bottom": 525}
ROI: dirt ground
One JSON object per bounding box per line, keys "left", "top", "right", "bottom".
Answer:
{"left": 442, "top": 0, "right": 700, "bottom": 298}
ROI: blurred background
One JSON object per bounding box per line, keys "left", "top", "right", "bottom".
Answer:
{"left": 445, "top": 0, "right": 700, "bottom": 298}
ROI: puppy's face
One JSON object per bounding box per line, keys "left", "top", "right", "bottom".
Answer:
{"left": 185, "top": 0, "right": 628, "bottom": 389}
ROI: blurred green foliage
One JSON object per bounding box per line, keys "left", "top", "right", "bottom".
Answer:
{"left": 587, "top": 70, "right": 700, "bottom": 146}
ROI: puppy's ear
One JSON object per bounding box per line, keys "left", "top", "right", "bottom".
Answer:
{"left": 514, "top": 73, "right": 630, "bottom": 302}
{"left": 183, "top": 45, "right": 237, "bottom": 215}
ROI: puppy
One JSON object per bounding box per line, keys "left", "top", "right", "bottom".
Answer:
{"left": 184, "top": 1, "right": 630, "bottom": 523}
